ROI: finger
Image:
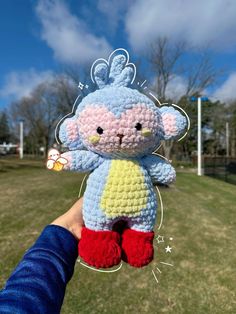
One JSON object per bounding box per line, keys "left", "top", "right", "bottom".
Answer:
{"left": 66, "top": 198, "right": 84, "bottom": 226}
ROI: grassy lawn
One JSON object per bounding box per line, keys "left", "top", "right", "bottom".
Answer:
{"left": 0, "top": 158, "right": 236, "bottom": 313}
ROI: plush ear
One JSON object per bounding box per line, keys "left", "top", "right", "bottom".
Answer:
{"left": 160, "top": 106, "right": 187, "bottom": 140}
{"left": 58, "top": 116, "right": 84, "bottom": 150}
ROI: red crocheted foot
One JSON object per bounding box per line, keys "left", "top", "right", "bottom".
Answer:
{"left": 79, "top": 227, "right": 121, "bottom": 268}
{"left": 121, "top": 229, "right": 154, "bottom": 267}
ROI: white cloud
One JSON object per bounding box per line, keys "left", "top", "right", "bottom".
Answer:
{"left": 97, "top": 0, "right": 131, "bottom": 34}
{"left": 0, "top": 69, "right": 53, "bottom": 99}
{"left": 150, "top": 74, "right": 188, "bottom": 102}
{"left": 36, "top": 0, "right": 112, "bottom": 65}
{"left": 166, "top": 75, "right": 188, "bottom": 102}
{"left": 212, "top": 73, "right": 236, "bottom": 103}
{"left": 125, "top": 0, "right": 236, "bottom": 52}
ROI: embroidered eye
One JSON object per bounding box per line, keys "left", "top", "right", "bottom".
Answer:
{"left": 96, "top": 126, "right": 104, "bottom": 134}
{"left": 135, "top": 123, "right": 142, "bottom": 131}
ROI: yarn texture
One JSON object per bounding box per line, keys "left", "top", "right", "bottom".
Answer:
{"left": 55, "top": 49, "right": 187, "bottom": 268}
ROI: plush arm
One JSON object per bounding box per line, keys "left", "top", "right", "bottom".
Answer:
{"left": 141, "top": 155, "right": 176, "bottom": 185}
{"left": 61, "top": 150, "right": 104, "bottom": 172}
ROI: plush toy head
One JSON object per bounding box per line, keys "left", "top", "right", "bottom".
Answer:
{"left": 59, "top": 49, "right": 187, "bottom": 157}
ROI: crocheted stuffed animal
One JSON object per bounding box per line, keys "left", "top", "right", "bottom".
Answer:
{"left": 49, "top": 49, "right": 187, "bottom": 268}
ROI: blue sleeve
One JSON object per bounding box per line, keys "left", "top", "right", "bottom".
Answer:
{"left": 0, "top": 225, "right": 78, "bottom": 314}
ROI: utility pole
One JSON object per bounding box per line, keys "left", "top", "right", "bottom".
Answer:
{"left": 226, "top": 122, "right": 229, "bottom": 157}
{"left": 197, "top": 97, "right": 202, "bottom": 176}
{"left": 19, "top": 120, "right": 24, "bottom": 159}
{"left": 190, "top": 96, "right": 208, "bottom": 176}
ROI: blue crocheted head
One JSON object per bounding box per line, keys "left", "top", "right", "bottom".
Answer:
{"left": 59, "top": 49, "right": 187, "bottom": 158}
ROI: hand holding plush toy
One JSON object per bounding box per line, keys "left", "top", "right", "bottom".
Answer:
{"left": 49, "top": 49, "right": 187, "bottom": 269}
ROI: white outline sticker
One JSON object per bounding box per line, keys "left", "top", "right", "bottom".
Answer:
{"left": 78, "top": 259, "right": 123, "bottom": 273}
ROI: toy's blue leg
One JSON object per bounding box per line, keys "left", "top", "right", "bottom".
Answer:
{"left": 82, "top": 200, "right": 114, "bottom": 231}
{"left": 129, "top": 214, "right": 156, "bottom": 232}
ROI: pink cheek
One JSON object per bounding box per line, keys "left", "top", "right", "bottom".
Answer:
{"left": 125, "top": 128, "right": 134, "bottom": 136}
{"left": 78, "top": 107, "right": 118, "bottom": 143}
{"left": 79, "top": 127, "right": 117, "bottom": 148}
{"left": 124, "top": 118, "right": 134, "bottom": 128}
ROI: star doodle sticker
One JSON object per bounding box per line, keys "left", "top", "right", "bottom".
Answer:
{"left": 165, "top": 245, "right": 172, "bottom": 253}
{"left": 78, "top": 82, "right": 84, "bottom": 90}
{"left": 156, "top": 235, "right": 164, "bottom": 243}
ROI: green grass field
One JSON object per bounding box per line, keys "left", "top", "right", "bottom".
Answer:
{"left": 0, "top": 159, "right": 236, "bottom": 313}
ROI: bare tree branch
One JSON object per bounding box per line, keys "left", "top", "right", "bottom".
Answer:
{"left": 149, "top": 37, "right": 186, "bottom": 102}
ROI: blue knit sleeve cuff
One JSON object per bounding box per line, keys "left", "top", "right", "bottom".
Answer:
{"left": 26, "top": 225, "right": 78, "bottom": 270}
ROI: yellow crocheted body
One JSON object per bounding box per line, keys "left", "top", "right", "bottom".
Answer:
{"left": 100, "top": 160, "right": 148, "bottom": 218}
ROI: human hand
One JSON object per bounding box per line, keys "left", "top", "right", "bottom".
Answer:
{"left": 51, "top": 198, "right": 84, "bottom": 240}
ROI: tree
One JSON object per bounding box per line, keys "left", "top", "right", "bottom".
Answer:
{"left": 10, "top": 75, "right": 78, "bottom": 154}
{"left": 0, "top": 111, "right": 11, "bottom": 143}
{"left": 149, "top": 37, "right": 219, "bottom": 159}
{"left": 227, "top": 102, "right": 236, "bottom": 156}
{"left": 53, "top": 74, "right": 79, "bottom": 115}
{"left": 182, "top": 98, "right": 227, "bottom": 157}
{"left": 149, "top": 37, "right": 186, "bottom": 103}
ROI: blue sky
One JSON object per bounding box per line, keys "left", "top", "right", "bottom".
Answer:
{"left": 1, "top": 0, "right": 236, "bottom": 109}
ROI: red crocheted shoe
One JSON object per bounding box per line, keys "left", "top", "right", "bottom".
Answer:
{"left": 79, "top": 227, "right": 121, "bottom": 268}
{"left": 121, "top": 229, "right": 154, "bottom": 267}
